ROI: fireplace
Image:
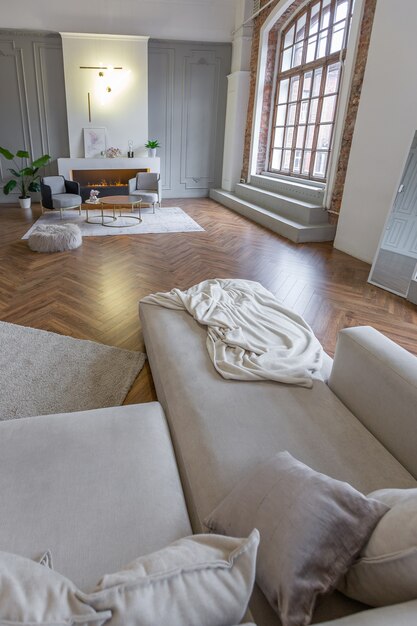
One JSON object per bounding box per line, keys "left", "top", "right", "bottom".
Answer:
{"left": 71, "top": 168, "right": 149, "bottom": 201}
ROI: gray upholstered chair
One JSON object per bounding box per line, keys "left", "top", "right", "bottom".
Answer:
{"left": 40, "top": 176, "right": 82, "bottom": 219}
{"left": 128, "top": 173, "right": 161, "bottom": 213}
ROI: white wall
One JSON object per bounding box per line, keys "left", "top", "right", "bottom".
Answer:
{"left": 0, "top": 0, "right": 235, "bottom": 43}
{"left": 221, "top": 0, "right": 252, "bottom": 191}
{"left": 61, "top": 33, "right": 148, "bottom": 158}
{"left": 334, "top": 0, "right": 417, "bottom": 264}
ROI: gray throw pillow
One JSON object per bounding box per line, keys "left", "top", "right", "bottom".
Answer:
{"left": 204, "top": 452, "right": 389, "bottom": 626}
{"left": 0, "top": 551, "right": 110, "bottom": 625}
{"left": 82, "top": 530, "right": 259, "bottom": 626}
{"left": 339, "top": 487, "right": 417, "bottom": 606}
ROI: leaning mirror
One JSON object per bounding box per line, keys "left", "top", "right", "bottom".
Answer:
{"left": 368, "top": 131, "right": 417, "bottom": 302}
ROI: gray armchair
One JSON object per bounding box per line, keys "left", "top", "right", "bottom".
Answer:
{"left": 40, "top": 176, "right": 82, "bottom": 219}
{"left": 128, "top": 173, "right": 161, "bottom": 213}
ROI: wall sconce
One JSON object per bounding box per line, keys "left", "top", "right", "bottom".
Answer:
{"left": 80, "top": 65, "right": 130, "bottom": 120}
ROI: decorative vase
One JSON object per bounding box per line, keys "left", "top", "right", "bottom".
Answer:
{"left": 19, "top": 197, "right": 31, "bottom": 209}
{"left": 148, "top": 148, "right": 157, "bottom": 158}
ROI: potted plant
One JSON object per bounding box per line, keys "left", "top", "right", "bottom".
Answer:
{"left": 145, "top": 140, "right": 160, "bottom": 158}
{"left": 0, "top": 146, "right": 51, "bottom": 209}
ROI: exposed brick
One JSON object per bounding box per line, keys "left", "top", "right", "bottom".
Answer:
{"left": 241, "top": 0, "right": 377, "bottom": 225}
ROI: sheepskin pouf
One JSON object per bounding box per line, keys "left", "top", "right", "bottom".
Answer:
{"left": 28, "top": 224, "right": 82, "bottom": 253}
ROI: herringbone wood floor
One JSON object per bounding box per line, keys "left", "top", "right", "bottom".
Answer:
{"left": 1, "top": 199, "right": 416, "bottom": 404}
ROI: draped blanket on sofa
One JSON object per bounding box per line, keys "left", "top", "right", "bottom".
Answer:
{"left": 141, "top": 278, "right": 323, "bottom": 388}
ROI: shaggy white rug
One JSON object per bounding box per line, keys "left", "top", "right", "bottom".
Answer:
{"left": 0, "top": 321, "right": 146, "bottom": 420}
{"left": 28, "top": 224, "right": 82, "bottom": 252}
{"left": 22, "top": 206, "right": 204, "bottom": 239}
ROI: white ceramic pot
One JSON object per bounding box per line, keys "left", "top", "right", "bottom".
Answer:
{"left": 148, "top": 148, "right": 157, "bottom": 158}
{"left": 19, "top": 197, "right": 31, "bottom": 209}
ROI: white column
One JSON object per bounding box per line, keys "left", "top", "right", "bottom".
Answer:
{"left": 221, "top": 0, "right": 253, "bottom": 192}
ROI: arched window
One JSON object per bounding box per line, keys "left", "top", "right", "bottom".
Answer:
{"left": 269, "top": 0, "right": 354, "bottom": 181}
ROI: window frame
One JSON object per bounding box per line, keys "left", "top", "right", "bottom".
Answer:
{"left": 268, "top": 0, "right": 354, "bottom": 182}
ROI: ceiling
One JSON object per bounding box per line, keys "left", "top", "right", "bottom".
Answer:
{"left": 0, "top": 0, "right": 237, "bottom": 42}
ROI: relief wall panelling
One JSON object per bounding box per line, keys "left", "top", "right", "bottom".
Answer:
{"left": 149, "top": 40, "right": 231, "bottom": 198}
{"left": 0, "top": 38, "right": 32, "bottom": 200}
{"left": 0, "top": 32, "right": 69, "bottom": 203}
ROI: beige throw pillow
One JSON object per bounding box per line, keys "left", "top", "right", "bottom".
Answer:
{"left": 204, "top": 452, "right": 389, "bottom": 626}
{"left": 82, "top": 530, "right": 259, "bottom": 626}
{"left": 0, "top": 551, "right": 110, "bottom": 625}
{"left": 339, "top": 487, "right": 417, "bottom": 606}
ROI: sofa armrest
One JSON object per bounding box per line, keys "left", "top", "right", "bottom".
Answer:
{"left": 65, "top": 179, "right": 80, "bottom": 195}
{"left": 315, "top": 600, "right": 417, "bottom": 625}
{"left": 128, "top": 178, "right": 136, "bottom": 194}
{"left": 40, "top": 181, "right": 53, "bottom": 209}
{"left": 328, "top": 326, "right": 417, "bottom": 479}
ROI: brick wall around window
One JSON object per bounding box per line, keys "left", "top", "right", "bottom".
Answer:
{"left": 241, "top": 0, "right": 377, "bottom": 223}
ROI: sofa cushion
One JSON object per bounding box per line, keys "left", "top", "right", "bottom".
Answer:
{"left": 140, "top": 304, "right": 417, "bottom": 626}
{"left": 205, "top": 452, "right": 389, "bottom": 626}
{"left": 0, "top": 403, "right": 192, "bottom": 592}
{"left": 0, "top": 551, "right": 110, "bottom": 625}
{"left": 339, "top": 487, "right": 417, "bottom": 607}
{"left": 315, "top": 600, "right": 417, "bottom": 626}
{"left": 83, "top": 530, "right": 259, "bottom": 626}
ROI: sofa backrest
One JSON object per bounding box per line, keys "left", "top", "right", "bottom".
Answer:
{"left": 329, "top": 326, "right": 417, "bottom": 480}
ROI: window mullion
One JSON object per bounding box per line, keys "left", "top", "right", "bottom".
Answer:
{"left": 341, "top": 0, "right": 354, "bottom": 51}
{"left": 309, "top": 62, "right": 327, "bottom": 178}
{"left": 325, "top": 0, "right": 338, "bottom": 58}
{"left": 288, "top": 73, "right": 303, "bottom": 173}
{"left": 313, "top": 0, "right": 323, "bottom": 61}
{"left": 301, "top": 74, "right": 313, "bottom": 174}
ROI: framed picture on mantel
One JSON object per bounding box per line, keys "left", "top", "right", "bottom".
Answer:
{"left": 83, "top": 128, "right": 106, "bottom": 158}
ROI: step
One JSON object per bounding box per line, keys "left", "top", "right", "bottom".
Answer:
{"left": 235, "top": 183, "right": 327, "bottom": 225}
{"left": 251, "top": 173, "right": 325, "bottom": 205}
{"left": 210, "top": 188, "right": 336, "bottom": 243}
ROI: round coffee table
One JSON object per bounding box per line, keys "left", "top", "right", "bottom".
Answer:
{"left": 85, "top": 195, "right": 142, "bottom": 227}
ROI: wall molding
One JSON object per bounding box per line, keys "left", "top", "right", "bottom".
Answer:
{"left": 180, "top": 49, "right": 221, "bottom": 189}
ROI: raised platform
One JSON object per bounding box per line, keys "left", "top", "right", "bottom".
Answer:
{"left": 211, "top": 175, "right": 335, "bottom": 244}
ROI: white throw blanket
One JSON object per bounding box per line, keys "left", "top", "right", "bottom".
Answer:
{"left": 141, "top": 279, "right": 323, "bottom": 388}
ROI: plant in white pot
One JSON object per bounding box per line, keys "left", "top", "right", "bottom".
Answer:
{"left": 0, "top": 146, "right": 51, "bottom": 209}
{"left": 145, "top": 140, "right": 160, "bottom": 158}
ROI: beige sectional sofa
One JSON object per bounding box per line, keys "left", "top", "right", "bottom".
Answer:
{"left": 140, "top": 302, "right": 417, "bottom": 625}
{"left": 0, "top": 305, "right": 416, "bottom": 625}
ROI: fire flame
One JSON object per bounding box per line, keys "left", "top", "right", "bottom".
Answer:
{"left": 86, "top": 179, "right": 125, "bottom": 187}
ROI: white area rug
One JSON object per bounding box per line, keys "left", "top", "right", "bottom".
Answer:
{"left": 0, "top": 321, "right": 146, "bottom": 420}
{"left": 22, "top": 206, "right": 204, "bottom": 239}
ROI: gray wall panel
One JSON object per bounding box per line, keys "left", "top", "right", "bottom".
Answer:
{"left": 149, "top": 40, "right": 231, "bottom": 199}
{"left": 0, "top": 31, "right": 69, "bottom": 203}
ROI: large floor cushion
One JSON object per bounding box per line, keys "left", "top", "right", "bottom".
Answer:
{"left": 0, "top": 402, "right": 192, "bottom": 592}
{"left": 140, "top": 303, "right": 417, "bottom": 625}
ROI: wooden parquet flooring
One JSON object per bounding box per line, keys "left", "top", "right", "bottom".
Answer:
{"left": 1, "top": 198, "right": 416, "bottom": 404}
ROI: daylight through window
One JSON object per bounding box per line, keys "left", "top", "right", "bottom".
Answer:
{"left": 269, "top": 0, "right": 354, "bottom": 181}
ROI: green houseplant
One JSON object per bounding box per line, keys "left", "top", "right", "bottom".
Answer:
{"left": 0, "top": 146, "right": 51, "bottom": 209}
{"left": 145, "top": 140, "right": 160, "bottom": 158}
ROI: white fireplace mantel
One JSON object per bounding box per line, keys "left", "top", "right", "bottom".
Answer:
{"left": 57, "top": 157, "right": 160, "bottom": 180}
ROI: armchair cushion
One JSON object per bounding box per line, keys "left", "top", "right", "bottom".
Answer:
{"left": 134, "top": 191, "right": 158, "bottom": 204}
{"left": 52, "top": 193, "right": 82, "bottom": 209}
{"left": 42, "top": 176, "right": 66, "bottom": 195}
{"left": 135, "top": 172, "right": 159, "bottom": 191}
